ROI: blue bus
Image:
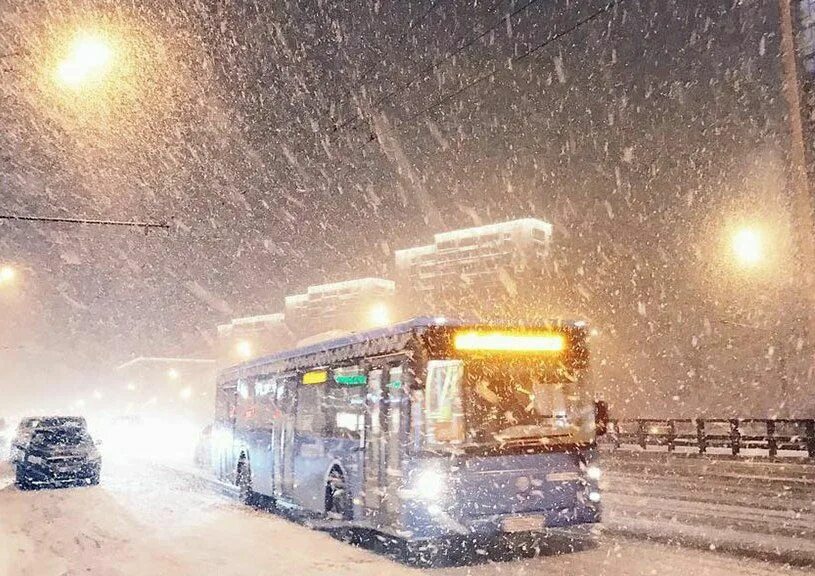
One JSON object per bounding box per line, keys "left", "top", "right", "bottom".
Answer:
{"left": 211, "top": 317, "right": 605, "bottom": 544}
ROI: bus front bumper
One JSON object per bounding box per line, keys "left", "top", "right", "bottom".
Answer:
{"left": 398, "top": 502, "right": 602, "bottom": 541}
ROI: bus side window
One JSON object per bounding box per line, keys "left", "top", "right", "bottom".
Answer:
{"left": 296, "top": 383, "right": 328, "bottom": 436}
{"left": 277, "top": 373, "right": 297, "bottom": 415}
{"left": 215, "top": 384, "right": 237, "bottom": 422}
{"left": 236, "top": 378, "right": 256, "bottom": 426}
{"left": 325, "top": 377, "right": 365, "bottom": 440}
{"left": 253, "top": 377, "right": 278, "bottom": 425}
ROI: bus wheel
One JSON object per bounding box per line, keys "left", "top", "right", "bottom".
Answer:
{"left": 236, "top": 458, "right": 253, "bottom": 505}
{"left": 325, "top": 468, "right": 352, "bottom": 520}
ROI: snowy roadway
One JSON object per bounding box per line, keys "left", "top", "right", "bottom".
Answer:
{"left": 600, "top": 452, "right": 815, "bottom": 565}
{"left": 0, "top": 457, "right": 811, "bottom": 576}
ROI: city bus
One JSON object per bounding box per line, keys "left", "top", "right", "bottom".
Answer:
{"left": 211, "top": 317, "right": 605, "bottom": 544}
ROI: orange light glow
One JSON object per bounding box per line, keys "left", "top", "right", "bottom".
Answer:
{"left": 453, "top": 331, "right": 566, "bottom": 353}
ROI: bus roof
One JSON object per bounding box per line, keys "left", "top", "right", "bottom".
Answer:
{"left": 217, "top": 316, "right": 587, "bottom": 384}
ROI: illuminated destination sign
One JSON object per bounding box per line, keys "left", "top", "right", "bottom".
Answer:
{"left": 333, "top": 366, "right": 367, "bottom": 387}
{"left": 453, "top": 330, "right": 566, "bottom": 353}
{"left": 302, "top": 370, "right": 328, "bottom": 385}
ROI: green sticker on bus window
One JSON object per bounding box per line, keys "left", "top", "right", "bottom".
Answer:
{"left": 335, "top": 374, "right": 367, "bottom": 386}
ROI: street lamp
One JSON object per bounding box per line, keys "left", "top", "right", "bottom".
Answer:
{"left": 731, "top": 227, "right": 763, "bottom": 267}
{"left": 235, "top": 339, "right": 253, "bottom": 360}
{"left": 368, "top": 302, "right": 391, "bottom": 327}
{"left": 0, "top": 265, "right": 16, "bottom": 286}
{"left": 55, "top": 32, "right": 114, "bottom": 89}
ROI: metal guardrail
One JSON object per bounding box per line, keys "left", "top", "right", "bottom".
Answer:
{"left": 603, "top": 418, "right": 815, "bottom": 459}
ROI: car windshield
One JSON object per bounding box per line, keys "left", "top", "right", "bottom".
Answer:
{"left": 423, "top": 357, "right": 593, "bottom": 447}
{"left": 30, "top": 428, "right": 90, "bottom": 448}
{"left": 3, "top": 1, "right": 815, "bottom": 574}
{"left": 463, "top": 359, "right": 593, "bottom": 444}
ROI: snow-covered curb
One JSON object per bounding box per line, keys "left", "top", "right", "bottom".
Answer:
{"left": 605, "top": 516, "right": 815, "bottom": 568}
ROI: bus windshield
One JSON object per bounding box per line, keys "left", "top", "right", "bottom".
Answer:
{"left": 424, "top": 358, "right": 594, "bottom": 448}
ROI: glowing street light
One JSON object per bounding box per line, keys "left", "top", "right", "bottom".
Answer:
{"left": 368, "top": 302, "right": 391, "bottom": 327}
{"left": 0, "top": 265, "right": 16, "bottom": 286}
{"left": 55, "top": 32, "right": 114, "bottom": 89}
{"left": 235, "top": 339, "right": 253, "bottom": 360}
{"left": 731, "top": 227, "right": 763, "bottom": 267}
{"left": 167, "top": 368, "right": 179, "bottom": 380}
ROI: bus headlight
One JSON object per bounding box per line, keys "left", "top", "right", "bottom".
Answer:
{"left": 586, "top": 466, "right": 602, "bottom": 481}
{"left": 414, "top": 469, "right": 446, "bottom": 500}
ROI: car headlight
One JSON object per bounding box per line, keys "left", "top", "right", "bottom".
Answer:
{"left": 586, "top": 465, "right": 602, "bottom": 481}
{"left": 588, "top": 490, "right": 601, "bottom": 503}
{"left": 414, "top": 469, "right": 446, "bottom": 500}
{"left": 26, "top": 455, "right": 44, "bottom": 465}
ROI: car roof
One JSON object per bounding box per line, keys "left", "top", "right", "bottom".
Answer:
{"left": 20, "top": 416, "right": 86, "bottom": 428}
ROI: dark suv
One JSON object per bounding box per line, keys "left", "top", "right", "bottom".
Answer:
{"left": 15, "top": 420, "right": 101, "bottom": 489}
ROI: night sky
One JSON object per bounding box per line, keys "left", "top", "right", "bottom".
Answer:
{"left": 1, "top": 0, "right": 808, "bottom": 417}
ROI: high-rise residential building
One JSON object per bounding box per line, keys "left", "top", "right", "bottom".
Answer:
{"left": 394, "top": 218, "right": 556, "bottom": 320}
{"left": 216, "top": 313, "right": 293, "bottom": 362}
{"left": 283, "top": 277, "right": 397, "bottom": 340}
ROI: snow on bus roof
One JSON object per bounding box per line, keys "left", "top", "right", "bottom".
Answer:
{"left": 219, "top": 316, "right": 587, "bottom": 381}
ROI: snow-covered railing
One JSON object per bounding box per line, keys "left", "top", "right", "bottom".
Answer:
{"left": 603, "top": 418, "right": 815, "bottom": 459}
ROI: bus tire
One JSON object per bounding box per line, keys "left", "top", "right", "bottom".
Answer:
{"left": 325, "top": 467, "right": 352, "bottom": 520}
{"left": 236, "top": 458, "right": 254, "bottom": 505}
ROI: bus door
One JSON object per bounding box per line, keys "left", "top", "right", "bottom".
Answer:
{"left": 274, "top": 374, "right": 297, "bottom": 499}
{"left": 215, "top": 384, "right": 238, "bottom": 481}
{"left": 364, "top": 365, "right": 405, "bottom": 526}
{"left": 363, "top": 369, "right": 385, "bottom": 520}
{"left": 383, "top": 365, "right": 406, "bottom": 522}
{"left": 249, "top": 377, "right": 276, "bottom": 497}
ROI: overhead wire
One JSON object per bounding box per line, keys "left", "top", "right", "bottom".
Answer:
{"left": 0, "top": 214, "right": 170, "bottom": 230}
{"left": 332, "top": 0, "right": 544, "bottom": 134}
{"left": 331, "top": 0, "right": 448, "bottom": 126}
{"left": 363, "top": 0, "right": 623, "bottom": 146}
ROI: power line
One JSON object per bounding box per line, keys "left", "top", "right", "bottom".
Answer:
{"left": 332, "top": 0, "right": 543, "bottom": 134}
{"left": 366, "top": 0, "right": 621, "bottom": 145}
{"left": 0, "top": 214, "right": 170, "bottom": 230}
{"left": 330, "top": 0, "right": 448, "bottom": 130}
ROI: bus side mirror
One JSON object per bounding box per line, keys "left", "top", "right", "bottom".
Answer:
{"left": 594, "top": 400, "right": 609, "bottom": 436}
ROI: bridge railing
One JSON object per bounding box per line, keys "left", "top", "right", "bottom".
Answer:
{"left": 603, "top": 418, "right": 815, "bottom": 459}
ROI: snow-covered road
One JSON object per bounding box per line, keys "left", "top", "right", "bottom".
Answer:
{"left": 601, "top": 451, "right": 815, "bottom": 565}
{"left": 0, "top": 456, "right": 810, "bottom": 576}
